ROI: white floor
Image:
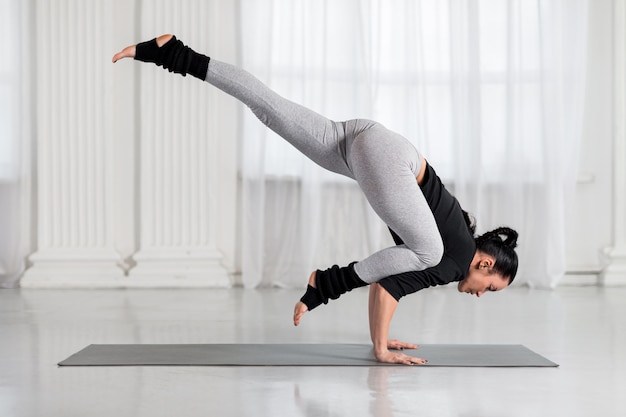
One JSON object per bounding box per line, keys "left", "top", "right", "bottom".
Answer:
{"left": 1, "top": 285, "right": 625, "bottom": 417}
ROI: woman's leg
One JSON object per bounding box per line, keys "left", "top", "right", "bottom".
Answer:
{"left": 114, "top": 36, "right": 442, "bottom": 302}
{"left": 295, "top": 125, "right": 444, "bottom": 318}
{"left": 115, "top": 35, "right": 356, "bottom": 178}
{"left": 205, "top": 61, "right": 443, "bottom": 281}
{"left": 348, "top": 124, "right": 444, "bottom": 282}
{"left": 155, "top": 41, "right": 442, "bottom": 276}
{"left": 204, "top": 59, "right": 357, "bottom": 178}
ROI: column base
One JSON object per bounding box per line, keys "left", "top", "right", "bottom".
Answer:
{"left": 21, "top": 249, "right": 126, "bottom": 288}
{"left": 127, "top": 248, "right": 231, "bottom": 288}
{"left": 600, "top": 247, "right": 626, "bottom": 286}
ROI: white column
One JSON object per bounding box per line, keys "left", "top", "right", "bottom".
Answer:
{"left": 22, "top": 0, "right": 125, "bottom": 287}
{"left": 602, "top": 0, "right": 626, "bottom": 285}
{"left": 127, "top": 0, "right": 231, "bottom": 287}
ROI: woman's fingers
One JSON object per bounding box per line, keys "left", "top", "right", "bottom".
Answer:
{"left": 387, "top": 339, "right": 419, "bottom": 350}
{"left": 393, "top": 352, "right": 427, "bottom": 365}
{"left": 376, "top": 350, "right": 428, "bottom": 365}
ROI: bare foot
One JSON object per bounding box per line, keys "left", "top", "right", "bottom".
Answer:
{"left": 293, "top": 271, "right": 316, "bottom": 326}
{"left": 112, "top": 34, "right": 174, "bottom": 63}
{"left": 293, "top": 301, "right": 308, "bottom": 327}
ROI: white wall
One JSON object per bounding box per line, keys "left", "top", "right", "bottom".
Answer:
{"left": 564, "top": 0, "right": 626, "bottom": 286}
{"left": 22, "top": 0, "right": 240, "bottom": 287}
{"left": 601, "top": 0, "right": 626, "bottom": 284}
{"left": 564, "top": 0, "right": 613, "bottom": 276}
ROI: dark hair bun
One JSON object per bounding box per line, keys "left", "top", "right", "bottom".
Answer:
{"left": 477, "top": 227, "right": 518, "bottom": 249}
{"left": 498, "top": 227, "right": 518, "bottom": 249}
{"left": 475, "top": 226, "right": 519, "bottom": 283}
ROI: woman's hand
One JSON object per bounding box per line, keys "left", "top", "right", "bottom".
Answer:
{"left": 374, "top": 349, "right": 428, "bottom": 365}
{"left": 387, "top": 339, "right": 419, "bottom": 350}
{"left": 369, "top": 284, "right": 428, "bottom": 365}
{"left": 377, "top": 339, "right": 426, "bottom": 365}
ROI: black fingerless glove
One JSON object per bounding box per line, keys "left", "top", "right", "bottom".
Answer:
{"left": 299, "top": 262, "right": 367, "bottom": 311}
{"left": 135, "top": 36, "right": 210, "bottom": 80}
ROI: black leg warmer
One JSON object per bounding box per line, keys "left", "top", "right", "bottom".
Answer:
{"left": 134, "top": 36, "right": 210, "bottom": 80}
{"left": 299, "top": 262, "right": 367, "bottom": 311}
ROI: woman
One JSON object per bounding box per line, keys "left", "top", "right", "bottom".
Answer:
{"left": 113, "top": 34, "right": 519, "bottom": 365}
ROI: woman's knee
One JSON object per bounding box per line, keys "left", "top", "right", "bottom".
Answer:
{"left": 417, "top": 237, "right": 444, "bottom": 269}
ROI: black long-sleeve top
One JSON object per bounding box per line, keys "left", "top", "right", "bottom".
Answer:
{"left": 378, "top": 163, "right": 476, "bottom": 301}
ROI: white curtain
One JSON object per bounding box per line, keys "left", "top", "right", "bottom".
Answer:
{"left": 239, "top": 0, "right": 588, "bottom": 289}
{"left": 0, "top": 0, "right": 34, "bottom": 288}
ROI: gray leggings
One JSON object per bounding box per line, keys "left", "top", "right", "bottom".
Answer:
{"left": 205, "top": 59, "right": 444, "bottom": 282}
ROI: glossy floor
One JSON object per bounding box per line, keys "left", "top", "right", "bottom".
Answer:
{"left": 1, "top": 285, "right": 624, "bottom": 417}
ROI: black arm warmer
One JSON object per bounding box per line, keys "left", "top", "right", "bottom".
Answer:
{"left": 134, "top": 36, "right": 210, "bottom": 80}
{"left": 299, "top": 262, "right": 367, "bottom": 311}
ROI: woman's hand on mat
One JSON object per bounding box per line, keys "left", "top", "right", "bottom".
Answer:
{"left": 387, "top": 339, "right": 419, "bottom": 350}
{"left": 375, "top": 349, "right": 427, "bottom": 366}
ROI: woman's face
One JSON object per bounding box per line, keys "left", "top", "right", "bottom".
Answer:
{"left": 457, "top": 255, "right": 510, "bottom": 297}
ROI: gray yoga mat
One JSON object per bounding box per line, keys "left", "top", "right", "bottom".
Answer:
{"left": 58, "top": 344, "right": 558, "bottom": 367}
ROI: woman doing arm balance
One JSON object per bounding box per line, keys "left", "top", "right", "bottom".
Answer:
{"left": 113, "top": 35, "right": 519, "bottom": 365}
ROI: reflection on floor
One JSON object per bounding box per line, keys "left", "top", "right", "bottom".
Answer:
{"left": 1, "top": 285, "right": 625, "bottom": 417}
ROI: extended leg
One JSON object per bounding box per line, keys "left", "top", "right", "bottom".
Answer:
{"left": 114, "top": 35, "right": 354, "bottom": 178}
{"left": 204, "top": 59, "right": 354, "bottom": 178}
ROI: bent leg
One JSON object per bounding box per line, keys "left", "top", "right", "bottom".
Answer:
{"left": 349, "top": 124, "right": 444, "bottom": 282}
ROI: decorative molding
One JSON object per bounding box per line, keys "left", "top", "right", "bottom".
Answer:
{"left": 126, "top": 0, "right": 231, "bottom": 287}
{"left": 21, "top": 0, "right": 125, "bottom": 287}
{"left": 127, "top": 248, "right": 229, "bottom": 288}
{"left": 22, "top": 249, "right": 125, "bottom": 288}
{"left": 601, "top": 0, "right": 626, "bottom": 286}
{"left": 21, "top": 0, "right": 237, "bottom": 288}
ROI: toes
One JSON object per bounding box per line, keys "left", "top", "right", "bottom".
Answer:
{"left": 112, "top": 45, "right": 136, "bottom": 63}
{"left": 293, "top": 302, "right": 308, "bottom": 326}
{"left": 112, "top": 34, "right": 172, "bottom": 64}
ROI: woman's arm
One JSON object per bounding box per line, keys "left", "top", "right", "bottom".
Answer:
{"left": 368, "top": 283, "right": 427, "bottom": 365}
